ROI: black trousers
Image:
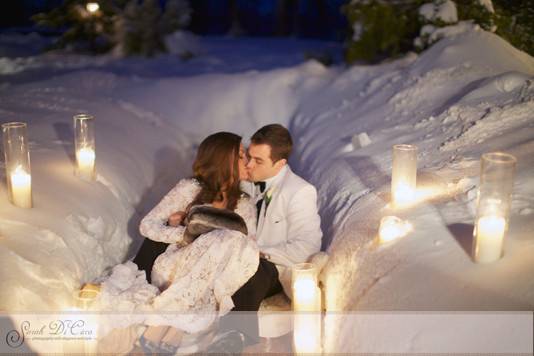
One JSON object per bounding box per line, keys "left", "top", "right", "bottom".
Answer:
{"left": 220, "top": 257, "right": 283, "bottom": 343}
{"left": 232, "top": 257, "right": 283, "bottom": 311}
{"left": 132, "top": 238, "right": 169, "bottom": 283}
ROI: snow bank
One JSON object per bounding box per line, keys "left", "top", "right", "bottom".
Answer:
{"left": 284, "top": 29, "right": 533, "bottom": 352}
{"left": 291, "top": 29, "right": 534, "bottom": 315}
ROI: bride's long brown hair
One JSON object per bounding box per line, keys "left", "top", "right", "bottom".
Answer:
{"left": 189, "top": 132, "right": 243, "bottom": 211}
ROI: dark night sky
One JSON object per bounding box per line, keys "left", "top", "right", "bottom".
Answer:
{"left": 1, "top": 0, "right": 350, "bottom": 41}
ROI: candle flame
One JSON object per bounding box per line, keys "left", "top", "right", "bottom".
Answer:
{"left": 77, "top": 147, "right": 95, "bottom": 165}
{"left": 294, "top": 279, "right": 316, "bottom": 301}
{"left": 477, "top": 216, "right": 506, "bottom": 237}
{"left": 393, "top": 182, "right": 416, "bottom": 208}
{"left": 11, "top": 165, "right": 31, "bottom": 187}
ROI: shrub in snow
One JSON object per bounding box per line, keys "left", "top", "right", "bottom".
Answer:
{"left": 160, "top": 0, "right": 192, "bottom": 35}
{"left": 342, "top": 0, "right": 422, "bottom": 63}
{"left": 456, "top": 0, "right": 495, "bottom": 31}
{"left": 114, "top": 0, "right": 168, "bottom": 57}
{"left": 344, "top": 0, "right": 534, "bottom": 63}
{"left": 163, "top": 31, "right": 201, "bottom": 60}
{"left": 415, "top": 0, "right": 534, "bottom": 56}
{"left": 418, "top": 0, "right": 458, "bottom": 25}
{"left": 415, "top": 0, "right": 494, "bottom": 51}
{"left": 492, "top": 0, "right": 534, "bottom": 57}
{"left": 33, "top": 0, "right": 191, "bottom": 57}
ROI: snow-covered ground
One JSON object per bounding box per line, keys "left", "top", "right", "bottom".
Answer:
{"left": 0, "top": 27, "right": 533, "bottom": 352}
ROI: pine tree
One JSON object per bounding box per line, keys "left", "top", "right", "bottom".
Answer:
{"left": 494, "top": 0, "right": 534, "bottom": 56}
{"left": 33, "top": 0, "right": 192, "bottom": 57}
{"left": 161, "top": 0, "right": 192, "bottom": 35}
{"left": 139, "top": 0, "right": 165, "bottom": 57}
{"left": 32, "top": 0, "right": 116, "bottom": 53}
{"left": 114, "top": 0, "right": 142, "bottom": 56}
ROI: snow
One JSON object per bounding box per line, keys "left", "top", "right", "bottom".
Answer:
{"left": 479, "top": 0, "right": 495, "bottom": 13}
{"left": 435, "top": 0, "right": 458, "bottom": 23}
{"left": 0, "top": 26, "right": 533, "bottom": 352}
{"left": 419, "top": 0, "right": 458, "bottom": 24}
{"left": 352, "top": 132, "right": 372, "bottom": 149}
{"left": 418, "top": 3, "right": 436, "bottom": 21}
{"left": 421, "top": 21, "right": 480, "bottom": 47}
{"left": 352, "top": 22, "right": 363, "bottom": 42}
{"left": 164, "top": 31, "right": 202, "bottom": 56}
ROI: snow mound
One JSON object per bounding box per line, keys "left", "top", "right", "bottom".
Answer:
{"left": 0, "top": 57, "right": 37, "bottom": 74}
{"left": 413, "top": 29, "right": 534, "bottom": 76}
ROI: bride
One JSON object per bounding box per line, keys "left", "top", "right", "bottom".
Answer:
{"left": 87, "top": 132, "right": 259, "bottom": 352}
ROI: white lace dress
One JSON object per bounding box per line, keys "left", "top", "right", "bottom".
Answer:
{"left": 95, "top": 178, "right": 259, "bottom": 336}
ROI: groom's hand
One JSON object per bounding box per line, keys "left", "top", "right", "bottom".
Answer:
{"left": 167, "top": 211, "right": 186, "bottom": 227}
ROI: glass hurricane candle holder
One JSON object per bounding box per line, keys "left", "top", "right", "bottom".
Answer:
{"left": 74, "top": 114, "right": 96, "bottom": 181}
{"left": 63, "top": 288, "right": 100, "bottom": 354}
{"left": 391, "top": 144, "right": 417, "bottom": 208}
{"left": 292, "top": 263, "right": 322, "bottom": 354}
{"left": 473, "top": 152, "right": 517, "bottom": 263}
{"left": 2, "top": 122, "right": 32, "bottom": 208}
{"left": 292, "top": 263, "right": 320, "bottom": 312}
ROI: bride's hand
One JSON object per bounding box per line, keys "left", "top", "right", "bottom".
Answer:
{"left": 167, "top": 211, "right": 186, "bottom": 227}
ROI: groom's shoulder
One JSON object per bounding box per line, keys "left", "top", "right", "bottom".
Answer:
{"left": 282, "top": 166, "right": 316, "bottom": 193}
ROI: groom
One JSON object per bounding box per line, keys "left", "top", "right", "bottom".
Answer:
{"left": 212, "top": 124, "right": 322, "bottom": 350}
{"left": 236, "top": 123, "right": 322, "bottom": 307}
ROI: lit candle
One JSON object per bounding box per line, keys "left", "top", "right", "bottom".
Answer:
{"left": 378, "top": 216, "right": 412, "bottom": 245}
{"left": 472, "top": 152, "right": 516, "bottom": 264}
{"left": 76, "top": 147, "right": 96, "bottom": 180}
{"left": 474, "top": 216, "right": 506, "bottom": 263}
{"left": 10, "top": 165, "right": 32, "bottom": 208}
{"left": 391, "top": 144, "right": 417, "bottom": 208}
{"left": 293, "top": 278, "right": 320, "bottom": 311}
{"left": 292, "top": 263, "right": 322, "bottom": 354}
{"left": 86, "top": 2, "right": 100, "bottom": 13}
{"left": 2, "top": 122, "right": 33, "bottom": 208}
{"left": 74, "top": 114, "right": 96, "bottom": 181}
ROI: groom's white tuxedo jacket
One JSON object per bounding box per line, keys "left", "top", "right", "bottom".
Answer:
{"left": 251, "top": 165, "right": 322, "bottom": 295}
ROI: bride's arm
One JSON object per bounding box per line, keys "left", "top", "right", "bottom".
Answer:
{"left": 139, "top": 179, "right": 200, "bottom": 244}
{"left": 237, "top": 196, "right": 257, "bottom": 240}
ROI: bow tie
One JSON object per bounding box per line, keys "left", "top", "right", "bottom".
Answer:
{"left": 254, "top": 181, "right": 266, "bottom": 193}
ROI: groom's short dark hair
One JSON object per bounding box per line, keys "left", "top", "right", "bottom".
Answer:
{"left": 251, "top": 124, "right": 292, "bottom": 162}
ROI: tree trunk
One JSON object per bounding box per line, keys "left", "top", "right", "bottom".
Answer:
{"left": 228, "top": 0, "right": 244, "bottom": 36}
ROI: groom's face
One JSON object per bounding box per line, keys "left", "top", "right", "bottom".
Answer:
{"left": 246, "top": 143, "right": 286, "bottom": 182}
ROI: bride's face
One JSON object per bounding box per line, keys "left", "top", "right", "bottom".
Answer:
{"left": 237, "top": 144, "right": 249, "bottom": 181}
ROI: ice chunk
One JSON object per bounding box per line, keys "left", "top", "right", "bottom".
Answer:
{"left": 352, "top": 132, "right": 372, "bottom": 149}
